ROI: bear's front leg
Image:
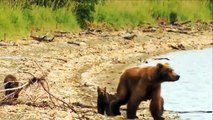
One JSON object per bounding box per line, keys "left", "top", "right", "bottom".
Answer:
{"left": 150, "top": 97, "right": 164, "bottom": 120}
{"left": 97, "top": 103, "right": 105, "bottom": 115}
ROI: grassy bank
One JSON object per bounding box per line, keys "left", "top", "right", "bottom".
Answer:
{"left": 0, "top": 0, "right": 212, "bottom": 39}
{"left": 94, "top": 0, "right": 212, "bottom": 28}
{"left": 0, "top": 5, "right": 80, "bottom": 39}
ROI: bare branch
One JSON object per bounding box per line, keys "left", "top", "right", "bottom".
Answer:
{"left": 0, "top": 82, "right": 28, "bottom": 93}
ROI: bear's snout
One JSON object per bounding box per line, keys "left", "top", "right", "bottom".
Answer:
{"left": 175, "top": 75, "right": 180, "bottom": 80}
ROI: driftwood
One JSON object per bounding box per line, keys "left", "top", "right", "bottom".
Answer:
{"left": 167, "top": 110, "right": 212, "bottom": 114}
{"left": 143, "top": 26, "right": 157, "bottom": 32}
{"left": 174, "top": 20, "right": 191, "bottom": 26}
{"left": 86, "top": 28, "right": 102, "bottom": 33}
{"left": 40, "top": 80, "right": 77, "bottom": 113}
{"left": 180, "top": 20, "right": 191, "bottom": 25}
{"left": 54, "top": 31, "right": 70, "bottom": 37}
{"left": 0, "top": 75, "right": 82, "bottom": 119}
{"left": 0, "top": 42, "right": 18, "bottom": 46}
{"left": 67, "top": 41, "right": 86, "bottom": 46}
{"left": 0, "top": 73, "right": 78, "bottom": 114}
{"left": 168, "top": 44, "right": 186, "bottom": 50}
{"left": 79, "top": 30, "right": 96, "bottom": 36}
{"left": 167, "top": 29, "right": 189, "bottom": 34}
{"left": 152, "top": 58, "right": 170, "bottom": 61}
{"left": 30, "top": 35, "right": 54, "bottom": 42}
{"left": 0, "top": 61, "right": 84, "bottom": 119}
{"left": 121, "top": 33, "right": 137, "bottom": 40}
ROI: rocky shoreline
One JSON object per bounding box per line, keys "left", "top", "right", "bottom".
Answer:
{"left": 0, "top": 23, "right": 212, "bottom": 120}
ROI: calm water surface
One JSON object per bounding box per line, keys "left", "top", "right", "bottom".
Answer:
{"left": 141, "top": 48, "right": 212, "bottom": 120}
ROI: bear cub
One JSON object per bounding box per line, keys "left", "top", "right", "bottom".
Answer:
{"left": 97, "top": 86, "right": 116, "bottom": 116}
{"left": 4, "top": 74, "right": 19, "bottom": 99}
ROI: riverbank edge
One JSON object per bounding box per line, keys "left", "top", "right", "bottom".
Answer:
{"left": 91, "top": 31, "right": 212, "bottom": 120}
{"left": 0, "top": 27, "right": 212, "bottom": 120}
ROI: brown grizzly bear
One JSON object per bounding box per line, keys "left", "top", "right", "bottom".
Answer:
{"left": 110, "top": 63, "right": 180, "bottom": 120}
{"left": 97, "top": 86, "right": 116, "bottom": 116}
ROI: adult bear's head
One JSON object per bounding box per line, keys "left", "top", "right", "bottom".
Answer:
{"left": 156, "top": 63, "right": 180, "bottom": 82}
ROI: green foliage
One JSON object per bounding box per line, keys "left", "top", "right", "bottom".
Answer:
{"left": 170, "top": 11, "right": 177, "bottom": 25}
{"left": 0, "top": 0, "right": 212, "bottom": 39}
{"left": 0, "top": 4, "right": 79, "bottom": 39}
{"left": 94, "top": 1, "right": 155, "bottom": 28}
{"left": 73, "top": 0, "right": 99, "bottom": 28}
{"left": 25, "top": 0, "right": 73, "bottom": 10}
{"left": 94, "top": 0, "right": 212, "bottom": 28}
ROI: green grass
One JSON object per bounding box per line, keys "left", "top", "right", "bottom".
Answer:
{"left": 94, "top": 0, "right": 212, "bottom": 28}
{"left": 0, "top": 4, "right": 80, "bottom": 40}
{"left": 0, "top": 0, "right": 212, "bottom": 39}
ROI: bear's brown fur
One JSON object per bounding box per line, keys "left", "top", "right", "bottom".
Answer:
{"left": 3, "top": 75, "right": 19, "bottom": 100}
{"left": 110, "top": 63, "right": 180, "bottom": 119}
{"left": 97, "top": 86, "right": 116, "bottom": 116}
{"left": 150, "top": 96, "right": 164, "bottom": 120}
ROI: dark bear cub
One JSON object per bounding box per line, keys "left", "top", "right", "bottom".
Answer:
{"left": 3, "top": 74, "right": 19, "bottom": 100}
{"left": 97, "top": 86, "right": 116, "bottom": 116}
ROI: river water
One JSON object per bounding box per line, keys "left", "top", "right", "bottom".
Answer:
{"left": 140, "top": 48, "right": 212, "bottom": 120}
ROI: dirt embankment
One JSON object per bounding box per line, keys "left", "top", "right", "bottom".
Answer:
{"left": 0, "top": 23, "right": 212, "bottom": 120}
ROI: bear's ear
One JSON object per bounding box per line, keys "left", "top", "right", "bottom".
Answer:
{"left": 157, "top": 63, "right": 163, "bottom": 69}
{"left": 97, "top": 86, "right": 101, "bottom": 93}
{"left": 104, "top": 87, "right": 107, "bottom": 92}
{"left": 164, "top": 63, "right": 170, "bottom": 66}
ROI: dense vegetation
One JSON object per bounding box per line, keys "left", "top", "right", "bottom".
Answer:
{"left": 0, "top": 0, "right": 212, "bottom": 39}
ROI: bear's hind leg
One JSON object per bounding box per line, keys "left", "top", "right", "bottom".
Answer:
{"left": 110, "top": 86, "right": 130, "bottom": 115}
{"left": 110, "top": 95, "right": 129, "bottom": 115}
{"left": 127, "top": 100, "right": 140, "bottom": 119}
{"left": 127, "top": 90, "right": 145, "bottom": 119}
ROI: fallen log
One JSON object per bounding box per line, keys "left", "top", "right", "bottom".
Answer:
{"left": 0, "top": 42, "right": 18, "bottom": 46}
{"left": 152, "top": 58, "right": 170, "bottom": 61}
{"left": 30, "top": 35, "right": 54, "bottom": 42}
{"left": 67, "top": 41, "right": 86, "bottom": 46}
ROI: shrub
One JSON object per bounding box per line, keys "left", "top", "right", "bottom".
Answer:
{"left": 170, "top": 11, "right": 177, "bottom": 25}
{"left": 73, "top": 0, "right": 100, "bottom": 28}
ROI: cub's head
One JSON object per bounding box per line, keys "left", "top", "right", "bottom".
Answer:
{"left": 156, "top": 63, "right": 180, "bottom": 82}
{"left": 97, "top": 86, "right": 109, "bottom": 103}
{"left": 4, "top": 75, "right": 19, "bottom": 88}
{"left": 97, "top": 86, "right": 107, "bottom": 96}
